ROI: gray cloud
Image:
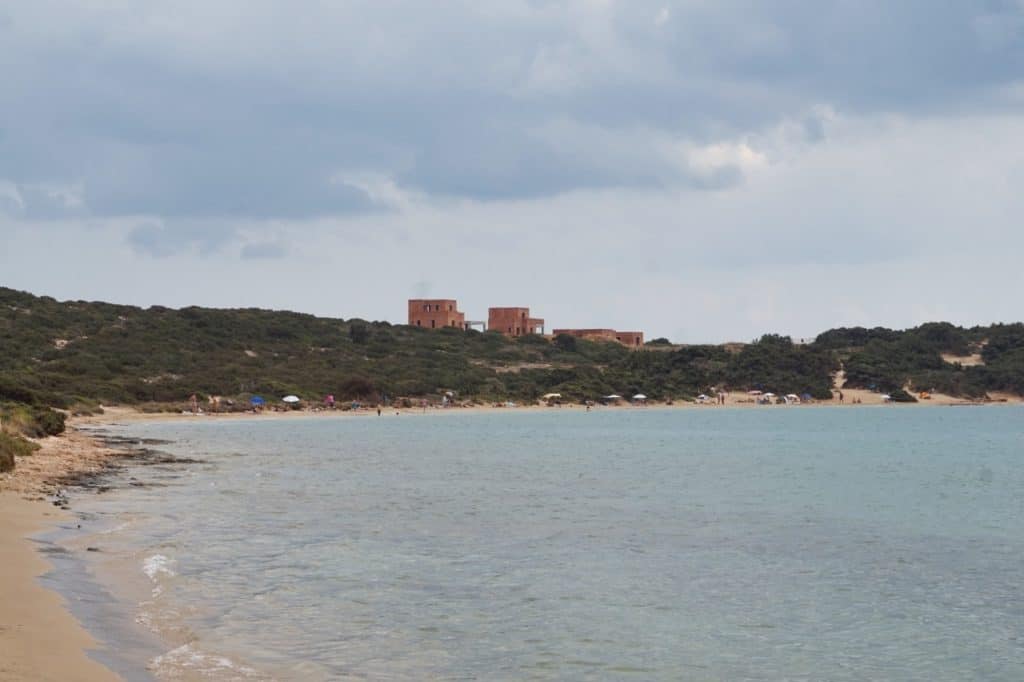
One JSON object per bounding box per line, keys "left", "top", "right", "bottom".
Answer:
{"left": 1, "top": 0, "right": 1021, "bottom": 228}
{"left": 240, "top": 241, "right": 288, "bottom": 260}
{"left": 126, "top": 222, "right": 239, "bottom": 258}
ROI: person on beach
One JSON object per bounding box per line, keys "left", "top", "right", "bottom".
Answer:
{"left": 377, "top": 407, "right": 382, "bottom": 416}
{"left": 838, "top": 390, "right": 844, "bottom": 403}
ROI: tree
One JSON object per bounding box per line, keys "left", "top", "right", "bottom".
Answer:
{"left": 553, "top": 333, "right": 577, "bottom": 352}
{"left": 349, "top": 322, "right": 370, "bottom": 344}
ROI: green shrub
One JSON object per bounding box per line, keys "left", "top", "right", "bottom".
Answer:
{"left": 29, "top": 407, "right": 66, "bottom": 437}
{"left": 889, "top": 389, "right": 918, "bottom": 403}
{"left": 553, "top": 334, "right": 577, "bottom": 352}
{"left": 0, "top": 431, "right": 40, "bottom": 472}
{"left": 0, "top": 404, "right": 67, "bottom": 438}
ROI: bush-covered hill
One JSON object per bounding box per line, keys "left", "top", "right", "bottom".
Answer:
{"left": 824, "top": 322, "right": 1024, "bottom": 397}
{"left": 1, "top": 287, "right": 1022, "bottom": 410}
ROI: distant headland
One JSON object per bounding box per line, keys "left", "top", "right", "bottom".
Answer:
{"left": 2, "top": 285, "right": 1023, "bottom": 473}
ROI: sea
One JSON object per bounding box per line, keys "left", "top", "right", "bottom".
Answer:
{"left": 47, "top": 406, "right": 1024, "bottom": 680}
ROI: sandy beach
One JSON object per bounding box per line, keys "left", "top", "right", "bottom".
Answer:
{"left": 0, "top": 426, "right": 128, "bottom": 682}
{"left": 74, "top": 389, "right": 1022, "bottom": 429}
{"left": 0, "top": 491, "right": 121, "bottom": 682}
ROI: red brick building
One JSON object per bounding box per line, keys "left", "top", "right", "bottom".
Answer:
{"left": 488, "top": 307, "right": 545, "bottom": 337}
{"left": 552, "top": 328, "right": 617, "bottom": 342}
{"left": 408, "top": 299, "right": 467, "bottom": 330}
{"left": 614, "top": 331, "right": 645, "bottom": 348}
{"left": 552, "top": 328, "right": 645, "bottom": 348}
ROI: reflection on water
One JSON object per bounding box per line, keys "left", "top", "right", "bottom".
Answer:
{"left": 70, "top": 407, "right": 1024, "bottom": 680}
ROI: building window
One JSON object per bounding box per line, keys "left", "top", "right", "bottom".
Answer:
{"left": 416, "top": 320, "right": 421, "bottom": 327}
{"left": 431, "top": 320, "right": 436, "bottom": 328}
{"left": 423, "top": 304, "right": 429, "bottom": 312}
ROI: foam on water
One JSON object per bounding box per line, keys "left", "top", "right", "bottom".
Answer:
{"left": 150, "top": 643, "right": 264, "bottom": 680}
{"left": 143, "top": 554, "right": 176, "bottom": 580}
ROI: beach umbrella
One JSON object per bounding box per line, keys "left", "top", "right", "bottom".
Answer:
{"left": 604, "top": 394, "right": 622, "bottom": 400}
{"left": 632, "top": 393, "right": 647, "bottom": 401}
{"left": 282, "top": 395, "right": 300, "bottom": 403}
{"left": 250, "top": 396, "right": 265, "bottom": 406}
{"left": 542, "top": 393, "right": 562, "bottom": 400}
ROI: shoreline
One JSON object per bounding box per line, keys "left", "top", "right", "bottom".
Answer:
{"left": 0, "top": 491, "right": 122, "bottom": 682}
{"left": 0, "top": 426, "right": 172, "bottom": 682}
{"left": 75, "top": 389, "right": 1024, "bottom": 428}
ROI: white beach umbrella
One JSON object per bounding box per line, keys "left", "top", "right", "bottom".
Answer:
{"left": 604, "top": 394, "right": 622, "bottom": 400}
{"left": 632, "top": 393, "right": 647, "bottom": 401}
{"left": 542, "top": 393, "right": 562, "bottom": 400}
{"left": 282, "top": 395, "right": 300, "bottom": 403}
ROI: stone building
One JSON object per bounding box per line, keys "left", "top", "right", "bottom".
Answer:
{"left": 408, "top": 299, "right": 467, "bottom": 330}
{"left": 488, "top": 307, "right": 545, "bottom": 337}
{"left": 614, "top": 331, "right": 645, "bottom": 347}
{"left": 551, "top": 328, "right": 645, "bottom": 348}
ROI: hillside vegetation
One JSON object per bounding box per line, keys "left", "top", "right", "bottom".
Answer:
{"left": 2, "top": 288, "right": 1022, "bottom": 415}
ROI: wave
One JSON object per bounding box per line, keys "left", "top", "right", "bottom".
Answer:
{"left": 150, "top": 643, "right": 266, "bottom": 680}
{"left": 142, "top": 553, "right": 177, "bottom": 581}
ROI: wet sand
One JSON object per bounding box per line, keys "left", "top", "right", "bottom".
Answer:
{"left": 0, "top": 491, "right": 121, "bottom": 682}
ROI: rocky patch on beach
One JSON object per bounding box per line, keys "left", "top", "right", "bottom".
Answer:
{"left": 0, "top": 426, "right": 204, "bottom": 506}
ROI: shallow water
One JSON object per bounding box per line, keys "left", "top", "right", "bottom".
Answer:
{"left": 67, "top": 407, "right": 1024, "bottom": 680}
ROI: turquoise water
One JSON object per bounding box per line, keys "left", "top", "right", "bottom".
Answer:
{"left": 73, "top": 407, "right": 1024, "bottom": 680}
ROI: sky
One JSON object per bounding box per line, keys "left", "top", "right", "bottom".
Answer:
{"left": 2, "top": 1, "right": 1023, "bottom": 342}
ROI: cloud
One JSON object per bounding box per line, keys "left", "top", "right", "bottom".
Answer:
{"left": 0, "top": 181, "right": 24, "bottom": 214}
{"left": 126, "top": 221, "right": 239, "bottom": 258}
{"left": 240, "top": 241, "right": 288, "bottom": 260}
{"left": 0, "top": 180, "right": 86, "bottom": 219}
{"left": 1, "top": 0, "right": 1021, "bottom": 225}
